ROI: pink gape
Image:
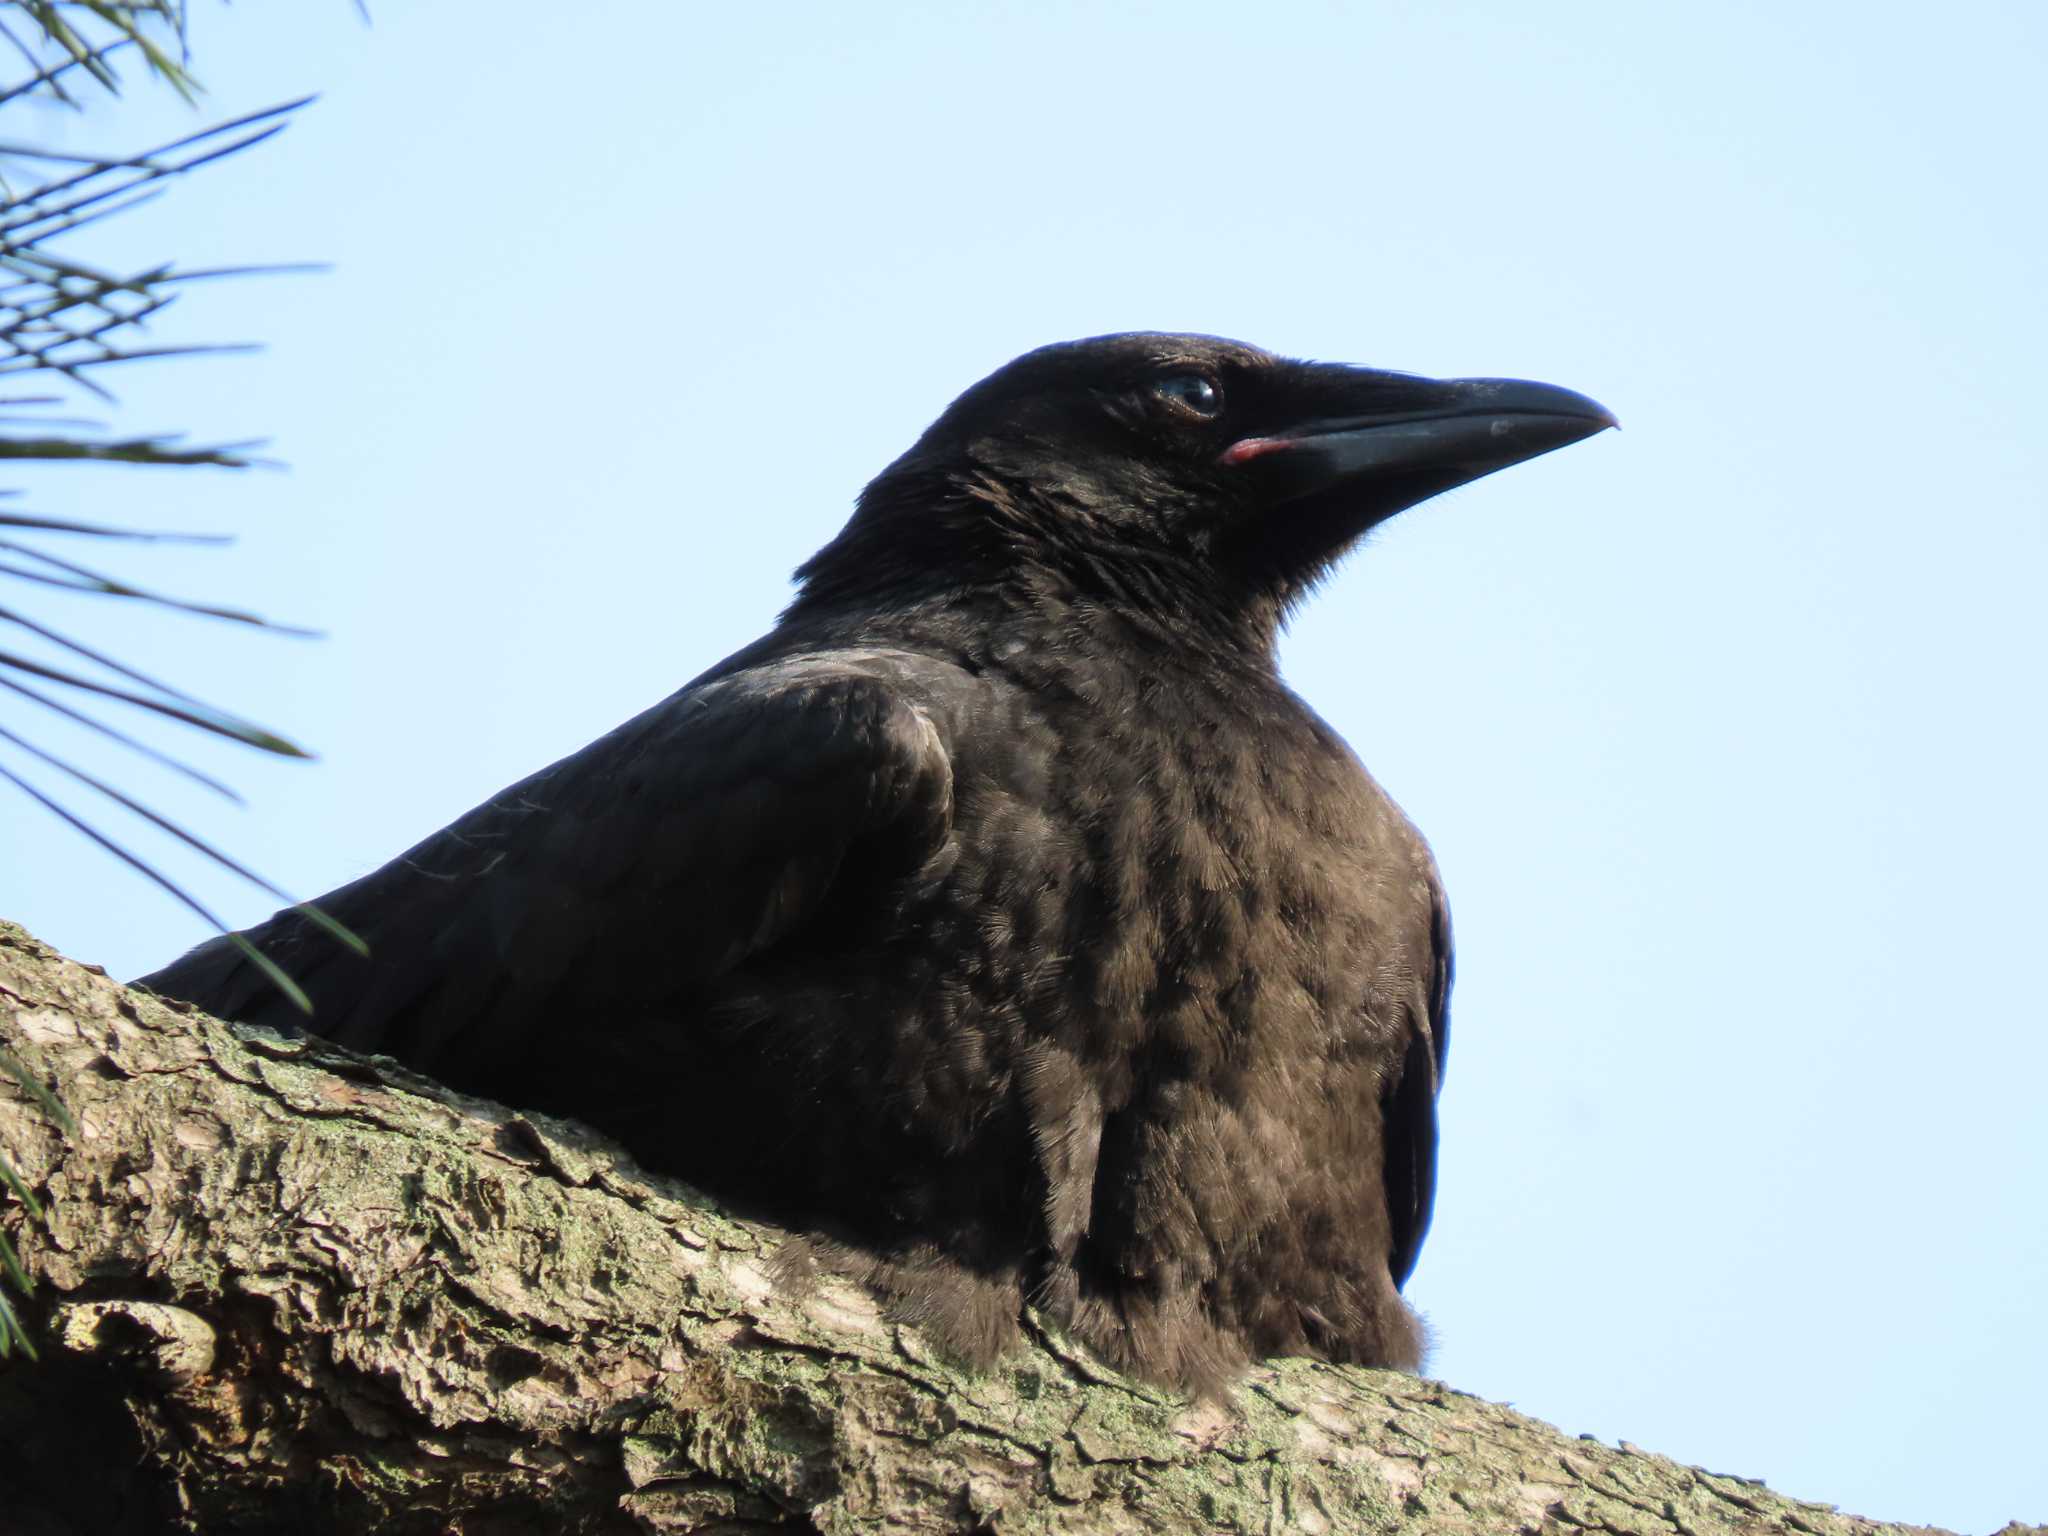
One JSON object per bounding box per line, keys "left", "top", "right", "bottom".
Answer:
{"left": 1219, "top": 435, "right": 1298, "bottom": 465}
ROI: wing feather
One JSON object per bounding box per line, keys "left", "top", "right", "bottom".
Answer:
{"left": 1384, "top": 878, "right": 1452, "bottom": 1289}
{"left": 139, "top": 663, "right": 955, "bottom": 1079}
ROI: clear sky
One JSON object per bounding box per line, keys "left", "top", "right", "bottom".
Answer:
{"left": 5, "top": 5, "right": 2044, "bottom": 1529}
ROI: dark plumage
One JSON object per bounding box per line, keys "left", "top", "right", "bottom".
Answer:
{"left": 140, "top": 334, "right": 1612, "bottom": 1391}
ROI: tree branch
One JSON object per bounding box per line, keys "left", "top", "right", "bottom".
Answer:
{"left": 0, "top": 920, "right": 1978, "bottom": 1535}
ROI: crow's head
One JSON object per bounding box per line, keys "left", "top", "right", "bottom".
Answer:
{"left": 793, "top": 333, "right": 1613, "bottom": 642}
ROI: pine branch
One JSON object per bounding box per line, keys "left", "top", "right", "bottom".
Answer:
{"left": 0, "top": 924, "right": 1979, "bottom": 1533}
{"left": 4, "top": 2, "right": 194, "bottom": 105}
{"left": 0, "top": 78, "right": 330, "bottom": 957}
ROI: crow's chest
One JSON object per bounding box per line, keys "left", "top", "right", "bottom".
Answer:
{"left": 933, "top": 671, "right": 1422, "bottom": 1077}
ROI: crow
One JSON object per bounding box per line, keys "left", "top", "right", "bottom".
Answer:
{"left": 140, "top": 334, "right": 1613, "bottom": 1392}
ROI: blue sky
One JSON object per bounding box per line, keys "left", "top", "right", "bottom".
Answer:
{"left": 5, "top": 5, "right": 2044, "bottom": 1528}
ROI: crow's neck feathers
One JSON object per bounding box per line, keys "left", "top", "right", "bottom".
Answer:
{"left": 785, "top": 455, "right": 1294, "bottom": 662}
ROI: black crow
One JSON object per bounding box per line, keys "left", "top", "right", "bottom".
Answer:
{"left": 141, "top": 334, "right": 1613, "bottom": 1391}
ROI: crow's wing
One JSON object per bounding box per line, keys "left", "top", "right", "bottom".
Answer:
{"left": 139, "top": 661, "right": 955, "bottom": 1074}
{"left": 1383, "top": 877, "right": 1451, "bottom": 1290}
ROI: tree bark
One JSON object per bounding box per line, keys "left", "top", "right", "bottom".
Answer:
{"left": 0, "top": 920, "right": 1995, "bottom": 1536}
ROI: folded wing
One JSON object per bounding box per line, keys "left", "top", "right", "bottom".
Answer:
{"left": 140, "top": 663, "right": 956, "bottom": 1085}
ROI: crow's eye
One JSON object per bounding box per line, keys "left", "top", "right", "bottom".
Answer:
{"left": 1154, "top": 371, "right": 1222, "bottom": 418}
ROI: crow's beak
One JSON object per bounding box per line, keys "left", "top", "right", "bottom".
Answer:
{"left": 1223, "top": 377, "right": 1617, "bottom": 501}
